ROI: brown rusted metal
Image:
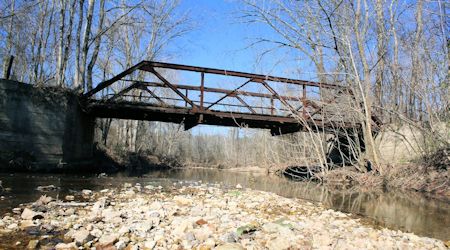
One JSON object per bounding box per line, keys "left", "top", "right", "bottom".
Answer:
{"left": 143, "top": 88, "right": 166, "bottom": 106}
{"left": 133, "top": 80, "right": 302, "bottom": 101}
{"left": 107, "top": 82, "right": 140, "bottom": 102}
{"left": 139, "top": 61, "right": 343, "bottom": 89}
{"left": 235, "top": 95, "right": 256, "bottom": 114}
{"left": 200, "top": 72, "right": 204, "bottom": 109}
{"left": 148, "top": 67, "right": 197, "bottom": 109}
{"left": 206, "top": 79, "right": 252, "bottom": 110}
{"left": 82, "top": 60, "right": 362, "bottom": 135}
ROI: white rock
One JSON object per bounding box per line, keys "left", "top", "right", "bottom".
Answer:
{"left": 21, "top": 208, "right": 43, "bottom": 220}
{"left": 54, "top": 242, "right": 77, "bottom": 250}
{"left": 90, "top": 228, "right": 102, "bottom": 238}
{"left": 27, "top": 239, "right": 39, "bottom": 249}
{"left": 215, "top": 243, "right": 245, "bottom": 250}
{"left": 98, "top": 233, "right": 119, "bottom": 246}
{"left": 173, "top": 195, "right": 192, "bottom": 206}
{"left": 81, "top": 189, "right": 93, "bottom": 196}
{"left": 72, "top": 228, "right": 92, "bottom": 245}
{"left": 65, "top": 195, "right": 75, "bottom": 201}
{"left": 144, "top": 240, "right": 156, "bottom": 249}
{"left": 115, "top": 240, "right": 127, "bottom": 250}
{"left": 193, "top": 227, "right": 212, "bottom": 241}
{"left": 265, "top": 236, "right": 292, "bottom": 250}
{"left": 7, "top": 223, "right": 18, "bottom": 230}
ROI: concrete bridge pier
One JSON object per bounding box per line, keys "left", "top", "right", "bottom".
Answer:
{"left": 0, "top": 79, "right": 95, "bottom": 170}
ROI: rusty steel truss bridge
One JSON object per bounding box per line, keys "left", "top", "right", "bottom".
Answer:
{"left": 82, "top": 61, "right": 380, "bottom": 135}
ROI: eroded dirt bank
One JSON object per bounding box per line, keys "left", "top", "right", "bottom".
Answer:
{"left": 0, "top": 182, "right": 447, "bottom": 250}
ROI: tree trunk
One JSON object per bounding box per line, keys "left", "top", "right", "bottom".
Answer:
{"left": 56, "top": 0, "right": 66, "bottom": 86}
{"left": 74, "top": 0, "right": 85, "bottom": 89}
{"left": 87, "top": 0, "right": 106, "bottom": 90}
{"left": 2, "top": 0, "right": 15, "bottom": 78}
{"left": 409, "top": 0, "right": 423, "bottom": 119}
{"left": 375, "top": 0, "right": 385, "bottom": 109}
{"left": 80, "top": 0, "right": 95, "bottom": 90}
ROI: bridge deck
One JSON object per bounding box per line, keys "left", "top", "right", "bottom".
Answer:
{"left": 83, "top": 61, "right": 362, "bottom": 135}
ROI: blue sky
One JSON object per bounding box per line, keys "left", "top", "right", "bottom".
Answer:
{"left": 154, "top": 0, "right": 316, "bottom": 135}
{"left": 171, "top": 0, "right": 317, "bottom": 79}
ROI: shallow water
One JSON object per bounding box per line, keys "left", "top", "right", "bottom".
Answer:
{"left": 0, "top": 168, "right": 448, "bottom": 241}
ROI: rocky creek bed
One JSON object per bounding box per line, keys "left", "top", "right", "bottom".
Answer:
{"left": 0, "top": 182, "right": 447, "bottom": 250}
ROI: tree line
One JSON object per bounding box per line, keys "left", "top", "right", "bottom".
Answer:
{"left": 1, "top": 0, "right": 448, "bottom": 173}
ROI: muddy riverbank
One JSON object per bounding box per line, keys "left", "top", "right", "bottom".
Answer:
{"left": 0, "top": 182, "right": 448, "bottom": 249}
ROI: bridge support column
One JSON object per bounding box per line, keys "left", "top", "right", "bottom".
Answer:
{"left": 0, "top": 79, "right": 95, "bottom": 170}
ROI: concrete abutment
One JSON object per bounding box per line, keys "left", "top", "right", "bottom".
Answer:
{"left": 0, "top": 79, "right": 95, "bottom": 170}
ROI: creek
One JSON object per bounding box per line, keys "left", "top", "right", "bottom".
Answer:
{"left": 0, "top": 168, "right": 448, "bottom": 241}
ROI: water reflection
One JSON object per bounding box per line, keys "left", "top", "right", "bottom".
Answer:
{"left": 0, "top": 169, "right": 448, "bottom": 241}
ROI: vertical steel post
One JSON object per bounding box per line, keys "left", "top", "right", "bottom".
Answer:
{"left": 270, "top": 97, "right": 274, "bottom": 115}
{"left": 200, "top": 72, "right": 204, "bottom": 109}
{"left": 185, "top": 89, "right": 188, "bottom": 107}
{"left": 302, "top": 85, "right": 307, "bottom": 118}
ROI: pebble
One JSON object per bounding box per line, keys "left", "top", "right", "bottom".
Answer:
{"left": 81, "top": 189, "right": 93, "bottom": 196}
{"left": 65, "top": 195, "right": 75, "bottom": 201}
{"left": 26, "top": 239, "right": 39, "bottom": 249}
{"left": 72, "top": 228, "right": 92, "bottom": 245}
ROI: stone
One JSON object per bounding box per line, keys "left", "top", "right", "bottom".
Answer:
{"left": 7, "top": 223, "right": 18, "bottom": 230}
{"left": 265, "top": 236, "right": 292, "bottom": 250}
{"left": 35, "top": 195, "right": 52, "bottom": 205}
{"left": 215, "top": 243, "right": 245, "bottom": 250}
{"left": 235, "top": 184, "right": 243, "bottom": 189}
{"left": 21, "top": 208, "right": 43, "bottom": 220}
{"left": 12, "top": 207, "right": 21, "bottom": 214}
{"left": 173, "top": 195, "right": 192, "bottom": 206}
{"left": 115, "top": 240, "right": 127, "bottom": 250}
{"left": 65, "top": 195, "right": 75, "bottom": 201}
{"left": 193, "top": 227, "right": 212, "bottom": 241}
{"left": 220, "top": 232, "right": 238, "bottom": 243}
{"left": 98, "top": 233, "right": 119, "bottom": 246}
{"left": 144, "top": 240, "right": 156, "bottom": 249}
{"left": 196, "top": 218, "right": 208, "bottom": 226}
{"left": 36, "top": 185, "right": 57, "bottom": 192}
{"left": 173, "top": 220, "right": 193, "bottom": 236}
{"left": 91, "top": 228, "right": 102, "bottom": 238}
{"left": 55, "top": 242, "right": 77, "bottom": 250}
{"left": 26, "top": 240, "right": 39, "bottom": 249}
{"left": 72, "top": 228, "right": 92, "bottom": 245}
{"left": 102, "top": 209, "right": 122, "bottom": 223}
{"left": 20, "top": 220, "right": 37, "bottom": 229}
{"left": 81, "top": 189, "right": 93, "bottom": 196}
{"left": 262, "top": 222, "right": 290, "bottom": 234}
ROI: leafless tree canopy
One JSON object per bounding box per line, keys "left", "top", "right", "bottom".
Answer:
{"left": 0, "top": 0, "right": 448, "bottom": 176}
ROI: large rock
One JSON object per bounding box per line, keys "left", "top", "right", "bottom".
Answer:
{"left": 21, "top": 208, "right": 43, "bottom": 220}
{"left": 173, "top": 195, "right": 192, "bottom": 206}
{"left": 193, "top": 227, "right": 212, "bottom": 241}
{"left": 20, "top": 220, "right": 38, "bottom": 229}
{"left": 26, "top": 240, "right": 39, "bottom": 249}
{"left": 265, "top": 236, "right": 292, "bottom": 250}
{"left": 55, "top": 242, "right": 77, "bottom": 250}
{"left": 97, "top": 233, "right": 119, "bottom": 248}
{"left": 72, "top": 228, "right": 92, "bottom": 245}
{"left": 102, "top": 209, "right": 122, "bottom": 223}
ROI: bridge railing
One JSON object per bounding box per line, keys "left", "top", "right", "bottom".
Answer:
{"left": 83, "top": 61, "right": 352, "bottom": 123}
